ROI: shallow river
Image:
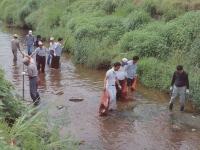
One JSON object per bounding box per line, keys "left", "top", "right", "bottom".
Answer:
{"left": 0, "top": 22, "right": 200, "bottom": 150}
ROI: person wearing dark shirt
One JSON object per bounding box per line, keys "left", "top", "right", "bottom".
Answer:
{"left": 169, "top": 65, "right": 189, "bottom": 111}
{"left": 34, "top": 35, "right": 43, "bottom": 48}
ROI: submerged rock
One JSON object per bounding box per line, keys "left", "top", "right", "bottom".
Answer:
{"left": 170, "top": 124, "right": 182, "bottom": 132}
{"left": 56, "top": 105, "right": 64, "bottom": 110}
{"left": 69, "top": 97, "right": 83, "bottom": 102}
{"left": 52, "top": 91, "right": 64, "bottom": 95}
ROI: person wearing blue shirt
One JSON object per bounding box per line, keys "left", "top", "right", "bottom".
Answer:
{"left": 125, "top": 56, "right": 139, "bottom": 99}
{"left": 24, "top": 30, "right": 34, "bottom": 56}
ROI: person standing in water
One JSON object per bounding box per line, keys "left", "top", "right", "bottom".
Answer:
{"left": 116, "top": 58, "right": 128, "bottom": 100}
{"left": 31, "top": 41, "right": 49, "bottom": 73}
{"left": 47, "top": 37, "right": 56, "bottom": 65}
{"left": 21, "top": 57, "right": 40, "bottom": 105}
{"left": 51, "top": 37, "right": 63, "bottom": 69}
{"left": 103, "top": 62, "right": 121, "bottom": 111}
{"left": 125, "top": 56, "right": 139, "bottom": 99}
{"left": 24, "top": 30, "right": 34, "bottom": 56}
{"left": 11, "top": 34, "right": 20, "bottom": 61}
{"left": 169, "top": 65, "right": 189, "bottom": 111}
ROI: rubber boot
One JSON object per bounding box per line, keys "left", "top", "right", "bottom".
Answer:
{"left": 180, "top": 105, "right": 184, "bottom": 111}
{"left": 169, "top": 103, "right": 173, "bottom": 109}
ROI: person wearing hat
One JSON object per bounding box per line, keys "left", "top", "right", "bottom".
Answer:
{"left": 34, "top": 35, "right": 43, "bottom": 62}
{"left": 11, "top": 34, "right": 20, "bottom": 61}
{"left": 47, "top": 37, "right": 56, "bottom": 65}
{"left": 51, "top": 37, "right": 63, "bottom": 69}
{"left": 21, "top": 56, "right": 40, "bottom": 105}
{"left": 125, "top": 56, "right": 139, "bottom": 99}
{"left": 116, "top": 58, "right": 128, "bottom": 100}
{"left": 31, "top": 41, "right": 49, "bottom": 73}
{"left": 24, "top": 30, "right": 35, "bottom": 55}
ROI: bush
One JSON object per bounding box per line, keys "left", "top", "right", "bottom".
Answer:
{"left": 137, "top": 57, "right": 173, "bottom": 91}
{"left": 119, "top": 30, "right": 168, "bottom": 60}
{"left": 0, "top": 69, "right": 23, "bottom": 122}
{"left": 123, "top": 11, "right": 152, "bottom": 31}
{"left": 103, "top": 0, "right": 118, "bottom": 14}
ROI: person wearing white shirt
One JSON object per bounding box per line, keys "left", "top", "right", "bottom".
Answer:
{"left": 116, "top": 58, "right": 128, "bottom": 99}
{"left": 103, "top": 62, "right": 121, "bottom": 110}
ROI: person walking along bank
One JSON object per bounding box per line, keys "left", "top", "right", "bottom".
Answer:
{"left": 11, "top": 34, "right": 20, "bottom": 61}
{"left": 125, "top": 56, "right": 139, "bottom": 99}
{"left": 24, "top": 30, "right": 34, "bottom": 56}
{"left": 103, "top": 62, "right": 122, "bottom": 111}
{"left": 169, "top": 65, "right": 189, "bottom": 111}
{"left": 22, "top": 57, "right": 40, "bottom": 105}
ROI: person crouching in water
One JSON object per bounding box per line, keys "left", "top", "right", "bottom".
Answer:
{"left": 22, "top": 57, "right": 40, "bottom": 105}
{"left": 116, "top": 58, "right": 128, "bottom": 100}
{"left": 51, "top": 38, "right": 63, "bottom": 69}
{"left": 47, "top": 37, "right": 56, "bottom": 65}
{"left": 169, "top": 65, "right": 189, "bottom": 111}
{"left": 31, "top": 41, "right": 49, "bottom": 73}
{"left": 103, "top": 62, "right": 122, "bottom": 111}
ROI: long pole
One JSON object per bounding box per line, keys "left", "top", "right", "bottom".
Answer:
{"left": 22, "top": 45, "right": 24, "bottom": 100}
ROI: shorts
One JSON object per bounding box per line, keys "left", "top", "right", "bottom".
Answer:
{"left": 127, "top": 78, "right": 134, "bottom": 87}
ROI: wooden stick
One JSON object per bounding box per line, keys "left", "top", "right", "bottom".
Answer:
{"left": 22, "top": 45, "right": 25, "bottom": 100}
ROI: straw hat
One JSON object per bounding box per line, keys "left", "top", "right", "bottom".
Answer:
{"left": 38, "top": 41, "right": 43, "bottom": 45}
{"left": 13, "top": 34, "right": 18, "bottom": 38}
{"left": 50, "top": 37, "right": 54, "bottom": 40}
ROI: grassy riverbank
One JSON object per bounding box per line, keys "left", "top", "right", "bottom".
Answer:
{"left": 0, "top": 68, "right": 75, "bottom": 149}
{"left": 1, "top": 0, "right": 200, "bottom": 109}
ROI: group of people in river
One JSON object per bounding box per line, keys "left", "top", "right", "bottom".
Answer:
{"left": 11, "top": 30, "right": 190, "bottom": 111}
{"left": 11, "top": 30, "right": 63, "bottom": 105}
{"left": 103, "top": 58, "right": 189, "bottom": 112}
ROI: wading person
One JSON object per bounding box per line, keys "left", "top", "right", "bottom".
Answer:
{"left": 31, "top": 41, "right": 49, "bottom": 73}
{"left": 116, "top": 58, "right": 128, "bottom": 100}
{"left": 21, "top": 57, "right": 40, "bottom": 105}
{"left": 34, "top": 35, "right": 43, "bottom": 62}
{"left": 125, "top": 56, "right": 139, "bottom": 99}
{"left": 34, "top": 35, "right": 43, "bottom": 49}
{"left": 24, "top": 30, "right": 34, "bottom": 56}
{"left": 51, "top": 38, "right": 63, "bottom": 69}
{"left": 169, "top": 65, "right": 189, "bottom": 111}
{"left": 103, "top": 62, "right": 122, "bottom": 111}
{"left": 11, "top": 34, "right": 20, "bottom": 61}
{"left": 47, "top": 37, "right": 56, "bottom": 65}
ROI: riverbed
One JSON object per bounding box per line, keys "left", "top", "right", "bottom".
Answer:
{"left": 0, "top": 22, "right": 200, "bottom": 150}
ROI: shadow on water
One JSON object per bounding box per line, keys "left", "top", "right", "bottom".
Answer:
{"left": 1, "top": 21, "right": 200, "bottom": 150}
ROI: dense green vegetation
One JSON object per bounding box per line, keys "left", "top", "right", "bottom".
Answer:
{"left": 0, "top": 68, "right": 75, "bottom": 149}
{"left": 1, "top": 0, "right": 200, "bottom": 109}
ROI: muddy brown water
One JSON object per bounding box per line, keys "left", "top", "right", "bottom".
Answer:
{"left": 0, "top": 21, "right": 200, "bottom": 150}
